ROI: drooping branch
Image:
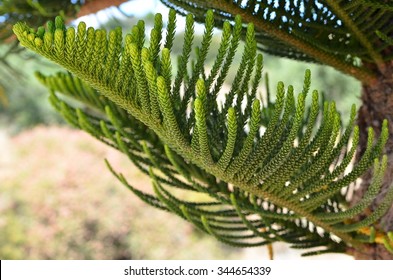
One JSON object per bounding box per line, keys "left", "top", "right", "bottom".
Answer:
{"left": 13, "top": 9, "right": 393, "bottom": 256}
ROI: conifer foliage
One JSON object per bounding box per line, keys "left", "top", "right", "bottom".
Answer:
{"left": 159, "top": 0, "right": 393, "bottom": 84}
{"left": 13, "top": 9, "right": 393, "bottom": 256}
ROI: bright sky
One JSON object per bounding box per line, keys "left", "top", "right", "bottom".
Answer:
{"left": 120, "top": 0, "right": 167, "bottom": 16}
{"left": 74, "top": 0, "right": 175, "bottom": 27}
{"left": 73, "top": 0, "right": 204, "bottom": 33}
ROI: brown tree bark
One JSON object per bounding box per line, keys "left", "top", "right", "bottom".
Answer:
{"left": 352, "top": 61, "right": 393, "bottom": 259}
{"left": 76, "top": 0, "right": 130, "bottom": 18}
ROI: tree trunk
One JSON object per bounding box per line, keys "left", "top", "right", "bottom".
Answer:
{"left": 351, "top": 61, "right": 393, "bottom": 259}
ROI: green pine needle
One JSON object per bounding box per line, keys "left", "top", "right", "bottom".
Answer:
{"left": 13, "top": 8, "right": 392, "bottom": 256}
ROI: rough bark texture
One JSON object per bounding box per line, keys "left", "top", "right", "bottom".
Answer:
{"left": 353, "top": 61, "right": 393, "bottom": 259}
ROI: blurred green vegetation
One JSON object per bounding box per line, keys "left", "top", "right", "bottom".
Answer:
{"left": 0, "top": 126, "right": 248, "bottom": 259}
{"left": 0, "top": 46, "right": 65, "bottom": 133}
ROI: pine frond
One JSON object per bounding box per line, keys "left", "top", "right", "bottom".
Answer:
{"left": 376, "top": 30, "right": 393, "bottom": 47}
{"left": 159, "top": 0, "right": 393, "bottom": 83}
{"left": 13, "top": 10, "right": 393, "bottom": 255}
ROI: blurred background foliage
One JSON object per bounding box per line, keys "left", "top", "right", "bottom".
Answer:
{"left": 0, "top": 0, "right": 359, "bottom": 259}
{"left": 1, "top": 126, "right": 245, "bottom": 259}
